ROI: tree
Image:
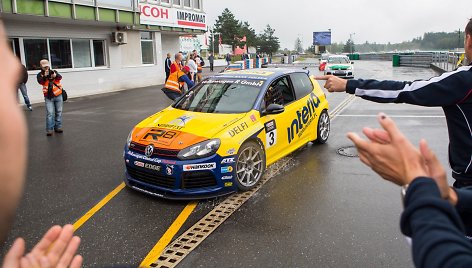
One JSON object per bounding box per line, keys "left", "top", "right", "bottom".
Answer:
{"left": 213, "top": 8, "right": 243, "bottom": 50}
{"left": 258, "top": 25, "right": 280, "bottom": 56}
{"left": 294, "top": 37, "right": 303, "bottom": 53}
{"left": 343, "top": 39, "right": 355, "bottom": 53}
{"left": 239, "top": 21, "right": 258, "bottom": 49}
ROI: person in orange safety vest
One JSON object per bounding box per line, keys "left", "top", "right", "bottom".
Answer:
{"left": 36, "top": 59, "right": 64, "bottom": 136}
{"left": 161, "top": 65, "right": 195, "bottom": 101}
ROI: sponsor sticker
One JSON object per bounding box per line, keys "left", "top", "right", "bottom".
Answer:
{"left": 127, "top": 151, "right": 162, "bottom": 163}
{"left": 287, "top": 92, "right": 321, "bottom": 144}
{"left": 221, "top": 175, "right": 233, "bottom": 180}
{"left": 183, "top": 163, "right": 216, "bottom": 171}
{"left": 221, "top": 157, "right": 235, "bottom": 164}
{"left": 145, "top": 163, "right": 161, "bottom": 171}
{"left": 134, "top": 161, "right": 145, "bottom": 167}
{"left": 227, "top": 148, "right": 236, "bottom": 155}
{"left": 227, "top": 122, "right": 249, "bottom": 137}
{"left": 221, "top": 166, "right": 233, "bottom": 173}
{"left": 166, "top": 165, "right": 174, "bottom": 175}
{"left": 224, "top": 182, "right": 233, "bottom": 187}
{"left": 250, "top": 114, "right": 257, "bottom": 122}
{"left": 264, "top": 120, "right": 277, "bottom": 148}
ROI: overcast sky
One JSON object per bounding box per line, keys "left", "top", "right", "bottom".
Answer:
{"left": 203, "top": 0, "right": 471, "bottom": 49}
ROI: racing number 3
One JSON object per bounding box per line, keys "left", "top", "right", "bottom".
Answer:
{"left": 265, "top": 120, "right": 277, "bottom": 149}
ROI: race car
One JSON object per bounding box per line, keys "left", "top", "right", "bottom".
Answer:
{"left": 324, "top": 55, "right": 354, "bottom": 78}
{"left": 123, "top": 69, "right": 330, "bottom": 199}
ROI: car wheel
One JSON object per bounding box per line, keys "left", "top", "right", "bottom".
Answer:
{"left": 314, "top": 110, "right": 330, "bottom": 144}
{"left": 234, "top": 141, "right": 266, "bottom": 191}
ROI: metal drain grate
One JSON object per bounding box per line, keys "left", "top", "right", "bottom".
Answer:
{"left": 337, "top": 146, "right": 359, "bottom": 157}
{"left": 149, "top": 157, "right": 293, "bottom": 268}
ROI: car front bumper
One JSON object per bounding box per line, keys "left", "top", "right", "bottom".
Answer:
{"left": 324, "top": 70, "right": 354, "bottom": 79}
{"left": 123, "top": 147, "right": 238, "bottom": 199}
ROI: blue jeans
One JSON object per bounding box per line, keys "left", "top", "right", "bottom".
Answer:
{"left": 161, "top": 88, "right": 182, "bottom": 101}
{"left": 18, "top": 83, "right": 31, "bottom": 107}
{"left": 45, "top": 95, "right": 63, "bottom": 131}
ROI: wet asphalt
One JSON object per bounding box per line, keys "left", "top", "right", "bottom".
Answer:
{"left": 1, "top": 62, "right": 445, "bottom": 267}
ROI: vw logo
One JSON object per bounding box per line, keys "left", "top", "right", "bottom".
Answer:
{"left": 145, "top": 144, "right": 154, "bottom": 157}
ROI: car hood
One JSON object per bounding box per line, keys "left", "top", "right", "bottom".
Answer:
{"left": 326, "top": 64, "right": 351, "bottom": 70}
{"left": 130, "top": 107, "right": 247, "bottom": 150}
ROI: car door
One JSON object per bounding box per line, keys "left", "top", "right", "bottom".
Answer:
{"left": 259, "top": 75, "right": 299, "bottom": 165}
{"left": 288, "top": 72, "right": 321, "bottom": 144}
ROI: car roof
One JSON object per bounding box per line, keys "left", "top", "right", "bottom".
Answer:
{"left": 328, "top": 55, "right": 349, "bottom": 58}
{"left": 209, "top": 68, "right": 309, "bottom": 80}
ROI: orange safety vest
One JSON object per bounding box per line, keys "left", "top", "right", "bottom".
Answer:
{"left": 42, "top": 79, "right": 63, "bottom": 97}
{"left": 165, "top": 71, "right": 186, "bottom": 92}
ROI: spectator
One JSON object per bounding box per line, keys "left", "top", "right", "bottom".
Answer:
{"left": 316, "top": 18, "right": 472, "bottom": 189}
{"left": 170, "top": 52, "right": 183, "bottom": 74}
{"left": 0, "top": 20, "right": 82, "bottom": 267}
{"left": 208, "top": 52, "right": 214, "bottom": 72}
{"left": 226, "top": 53, "right": 231, "bottom": 65}
{"left": 164, "top": 53, "right": 172, "bottom": 82}
{"left": 18, "top": 64, "right": 32, "bottom": 111}
{"left": 161, "top": 66, "right": 194, "bottom": 101}
{"left": 196, "top": 56, "right": 204, "bottom": 83}
{"left": 348, "top": 113, "right": 472, "bottom": 268}
{"left": 37, "top": 59, "right": 64, "bottom": 136}
{"left": 186, "top": 55, "right": 197, "bottom": 82}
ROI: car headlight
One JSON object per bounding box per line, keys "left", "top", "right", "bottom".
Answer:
{"left": 178, "top": 139, "right": 221, "bottom": 160}
{"left": 126, "top": 129, "right": 133, "bottom": 149}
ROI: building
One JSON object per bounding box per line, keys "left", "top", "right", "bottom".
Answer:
{"left": 1, "top": 0, "right": 206, "bottom": 103}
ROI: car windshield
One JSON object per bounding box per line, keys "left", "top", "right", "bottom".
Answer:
{"left": 328, "top": 57, "right": 349, "bottom": 64}
{"left": 173, "top": 78, "right": 263, "bottom": 113}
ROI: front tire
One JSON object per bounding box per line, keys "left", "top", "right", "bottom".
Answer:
{"left": 314, "top": 110, "right": 330, "bottom": 144}
{"left": 234, "top": 141, "right": 266, "bottom": 191}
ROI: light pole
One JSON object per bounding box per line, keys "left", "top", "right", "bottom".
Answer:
{"left": 349, "top": 32, "right": 356, "bottom": 54}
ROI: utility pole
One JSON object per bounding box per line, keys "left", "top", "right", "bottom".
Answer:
{"left": 459, "top": 28, "right": 461, "bottom": 50}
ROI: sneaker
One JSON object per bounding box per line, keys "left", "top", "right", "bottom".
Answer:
{"left": 27, "top": 106, "right": 33, "bottom": 111}
{"left": 46, "top": 131, "right": 53, "bottom": 136}
{"left": 54, "top": 128, "right": 63, "bottom": 133}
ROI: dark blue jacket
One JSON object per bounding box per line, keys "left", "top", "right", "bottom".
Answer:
{"left": 401, "top": 177, "right": 472, "bottom": 267}
{"left": 346, "top": 64, "right": 472, "bottom": 186}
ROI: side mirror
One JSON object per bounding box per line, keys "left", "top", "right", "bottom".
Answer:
{"left": 351, "top": 61, "right": 354, "bottom": 64}
{"left": 264, "top": 103, "right": 285, "bottom": 115}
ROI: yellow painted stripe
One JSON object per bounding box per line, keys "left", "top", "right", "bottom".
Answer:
{"left": 73, "top": 182, "right": 126, "bottom": 231}
{"left": 140, "top": 201, "right": 198, "bottom": 268}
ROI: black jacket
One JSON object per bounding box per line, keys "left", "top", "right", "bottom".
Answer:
{"left": 165, "top": 58, "right": 172, "bottom": 72}
{"left": 346, "top": 64, "right": 472, "bottom": 185}
{"left": 401, "top": 177, "right": 472, "bottom": 268}
{"left": 20, "top": 65, "right": 28, "bottom": 84}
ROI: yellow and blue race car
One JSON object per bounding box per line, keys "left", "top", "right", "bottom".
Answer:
{"left": 124, "top": 68, "right": 330, "bottom": 199}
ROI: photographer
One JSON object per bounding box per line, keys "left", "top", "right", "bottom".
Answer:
{"left": 37, "top": 59, "right": 64, "bottom": 136}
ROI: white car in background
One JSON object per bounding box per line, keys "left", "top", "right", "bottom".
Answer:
{"left": 324, "top": 55, "right": 354, "bottom": 79}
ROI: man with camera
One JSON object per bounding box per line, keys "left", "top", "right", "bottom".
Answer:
{"left": 37, "top": 59, "right": 64, "bottom": 136}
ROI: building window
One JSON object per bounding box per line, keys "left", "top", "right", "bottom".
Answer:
{"left": 49, "top": 39, "right": 72, "bottom": 69}
{"left": 20, "top": 38, "right": 106, "bottom": 70}
{"left": 72, "top": 39, "right": 92, "bottom": 68}
{"left": 141, "top": 32, "right": 154, "bottom": 64}
{"left": 183, "top": 0, "right": 190, "bottom": 7}
{"left": 173, "top": 0, "right": 181, "bottom": 5}
{"left": 24, "top": 39, "right": 48, "bottom": 70}
{"left": 161, "top": 0, "right": 170, "bottom": 4}
{"left": 93, "top": 40, "right": 106, "bottom": 67}
{"left": 192, "top": 0, "right": 200, "bottom": 9}
{"left": 8, "top": 38, "right": 21, "bottom": 59}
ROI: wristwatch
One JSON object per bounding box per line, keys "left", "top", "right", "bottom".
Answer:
{"left": 401, "top": 184, "right": 409, "bottom": 207}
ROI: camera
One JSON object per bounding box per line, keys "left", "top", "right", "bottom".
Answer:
{"left": 43, "top": 69, "right": 55, "bottom": 80}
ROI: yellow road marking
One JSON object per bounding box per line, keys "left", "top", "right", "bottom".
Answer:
{"left": 140, "top": 201, "right": 198, "bottom": 268}
{"left": 73, "top": 182, "right": 126, "bottom": 231}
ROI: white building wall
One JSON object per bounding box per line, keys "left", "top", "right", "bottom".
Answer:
{"left": 5, "top": 21, "right": 168, "bottom": 104}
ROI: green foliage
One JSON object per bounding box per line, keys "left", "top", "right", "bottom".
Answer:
{"left": 212, "top": 9, "right": 280, "bottom": 55}
{"left": 258, "top": 24, "right": 280, "bottom": 56}
{"left": 343, "top": 39, "right": 355, "bottom": 53}
{"left": 294, "top": 37, "right": 303, "bottom": 53}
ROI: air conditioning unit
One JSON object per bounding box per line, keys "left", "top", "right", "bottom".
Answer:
{"left": 112, "top": 32, "right": 127, "bottom": 45}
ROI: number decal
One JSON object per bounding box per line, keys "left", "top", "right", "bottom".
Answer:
{"left": 264, "top": 120, "right": 277, "bottom": 148}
